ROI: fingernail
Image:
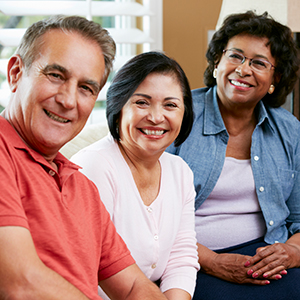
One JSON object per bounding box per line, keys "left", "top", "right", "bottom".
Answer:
{"left": 247, "top": 269, "right": 254, "bottom": 275}
{"left": 263, "top": 273, "right": 269, "bottom": 278}
{"left": 281, "top": 270, "right": 287, "bottom": 275}
{"left": 265, "top": 280, "right": 270, "bottom": 285}
{"left": 276, "top": 275, "right": 282, "bottom": 279}
{"left": 252, "top": 272, "right": 259, "bottom": 278}
{"left": 244, "top": 261, "right": 250, "bottom": 267}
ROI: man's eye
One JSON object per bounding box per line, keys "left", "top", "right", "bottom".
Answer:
{"left": 50, "top": 73, "right": 60, "bottom": 78}
{"left": 81, "top": 85, "right": 93, "bottom": 94}
{"left": 48, "top": 73, "right": 63, "bottom": 80}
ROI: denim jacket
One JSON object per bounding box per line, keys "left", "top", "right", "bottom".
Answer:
{"left": 167, "top": 86, "right": 300, "bottom": 244}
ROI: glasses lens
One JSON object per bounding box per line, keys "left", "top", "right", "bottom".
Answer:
{"left": 251, "top": 59, "right": 271, "bottom": 71}
{"left": 225, "top": 50, "right": 244, "bottom": 64}
{"left": 224, "top": 49, "right": 273, "bottom": 72}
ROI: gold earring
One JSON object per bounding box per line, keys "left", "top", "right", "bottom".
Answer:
{"left": 268, "top": 84, "right": 275, "bottom": 94}
{"left": 213, "top": 68, "right": 217, "bottom": 79}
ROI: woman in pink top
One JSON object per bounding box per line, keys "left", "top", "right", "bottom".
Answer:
{"left": 71, "top": 52, "right": 199, "bottom": 300}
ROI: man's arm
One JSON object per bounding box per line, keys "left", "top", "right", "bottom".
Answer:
{"left": 99, "top": 264, "right": 167, "bottom": 300}
{"left": 0, "top": 226, "right": 93, "bottom": 300}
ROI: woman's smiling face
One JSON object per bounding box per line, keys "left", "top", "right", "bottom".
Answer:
{"left": 118, "top": 72, "right": 185, "bottom": 158}
{"left": 215, "top": 34, "right": 275, "bottom": 110}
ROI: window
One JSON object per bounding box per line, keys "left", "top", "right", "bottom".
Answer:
{"left": 0, "top": 0, "right": 163, "bottom": 124}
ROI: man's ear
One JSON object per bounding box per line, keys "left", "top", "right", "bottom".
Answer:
{"left": 7, "top": 55, "right": 24, "bottom": 93}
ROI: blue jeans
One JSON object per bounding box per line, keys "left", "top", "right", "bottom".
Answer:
{"left": 193, "top": 238, "right": 300, "bottom": 300}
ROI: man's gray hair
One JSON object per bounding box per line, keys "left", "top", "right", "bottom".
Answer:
{"left": 16, "top": 15, "right": 116, "bottom": 89}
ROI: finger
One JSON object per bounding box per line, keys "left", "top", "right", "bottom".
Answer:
{"left": 246, "top": 258, "right": 276, "bottom": 275}
{"left": 267, "top": 274, "right": 283, "bottom": 280}
{"left": 256, "top": 246, "right": 267, "bottom": 253}
{"left": 262, "top": 267, "right": 287, "bottom": 279}
{"left": 246, "top": 246, "right": 273, "bottom": 266}
{"left": 247, "top": 250, "right": 287, "bottom": 276}
{"left": 253, "top": 265, "right": 285, "bottom": 279}
{"left": 253, "top": 246, "right": 275, "bottom": 261}
{"left": 243, "top": 278, "right": 270, "bottom": 286}
{"left": 264, "top": 269, "right": 287, "bottom": 280}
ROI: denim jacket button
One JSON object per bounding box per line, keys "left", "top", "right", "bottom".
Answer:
{"left": 254, "top": 156, "right": 259, "bottom": 161}
{"left": 259, "top": 186, "right": 264, "bottom": 192}
{"left": 269, "top": 220, "right": 274, "bottom": 226}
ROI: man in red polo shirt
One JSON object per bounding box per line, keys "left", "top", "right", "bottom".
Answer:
{"left": 0, "top": 15, "right": 167, "bottom": 300}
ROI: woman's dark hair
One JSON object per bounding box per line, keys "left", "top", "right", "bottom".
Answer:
{"left": 106, "top": 51, "right": 194, "bottom": 146}
{"left": 204, "top": 10, "right": 300, "bottom": 107}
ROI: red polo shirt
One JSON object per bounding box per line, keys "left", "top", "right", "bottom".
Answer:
{"left": 0, "top": 116, "right": 134, "bottom": 299}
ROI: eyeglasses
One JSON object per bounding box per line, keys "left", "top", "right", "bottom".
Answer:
{"left": 223, "top": 49, "right": 275, "bottom": 73}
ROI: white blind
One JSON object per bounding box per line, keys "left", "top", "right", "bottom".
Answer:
{"left": 0, "top": 0, "right": 163, "bottom": 123}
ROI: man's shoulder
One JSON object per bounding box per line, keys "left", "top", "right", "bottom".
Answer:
{"left": 0, "top": 116, "right": 26, "bottom": 149}
{"left": 0, "top": 117, "right": 14, "bottom": 139}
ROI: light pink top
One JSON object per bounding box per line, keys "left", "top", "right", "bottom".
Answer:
{"left": 71, "top": 134, "right": 199, "bottom": 297}
{"left": 195, "top": 157, "right": 266, "bottom": 250}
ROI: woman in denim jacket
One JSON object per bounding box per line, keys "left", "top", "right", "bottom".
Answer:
{"left": 167, "top": 10, "right": 300, "bottom": 299}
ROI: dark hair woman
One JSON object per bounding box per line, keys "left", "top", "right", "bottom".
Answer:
{"left": 72, "top": 51, "right": 199, "bottom": 300}
{"left": 167, "top": 10, "right": 300, "bottom": 299}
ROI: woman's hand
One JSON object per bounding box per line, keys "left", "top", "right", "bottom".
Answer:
{"left": 197, "top": 243, "right": 270, "bottom": 285}
{"left": 210, "top": 252, "right": 271, "bottom": 285}
{"left": 244, "top": 234, "right": 300, "bottom": 280}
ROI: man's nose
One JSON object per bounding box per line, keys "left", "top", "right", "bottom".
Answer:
{"left": 55, "top": 82, "right": 77, "bottom": 109}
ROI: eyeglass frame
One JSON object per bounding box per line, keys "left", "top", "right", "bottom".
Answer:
{"left": 222, "top": 49, "right": 276, "bottom": 72}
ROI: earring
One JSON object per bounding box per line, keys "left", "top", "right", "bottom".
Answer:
{"left": 213, "top": 68, "right": 217, "bottom": 79}
{"left": 268, "top": 84, "right": 275, "bottom": 94}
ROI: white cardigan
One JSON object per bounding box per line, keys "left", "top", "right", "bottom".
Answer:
{"left": 71, "top": 134, "right": 199, "bottom": 298}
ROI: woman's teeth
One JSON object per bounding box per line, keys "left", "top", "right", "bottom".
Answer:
{"left": 143, "top": 129, "right": 164, "bottom": 136}
{"left": 231, "top": 80, "right": 250, "bottom": 88}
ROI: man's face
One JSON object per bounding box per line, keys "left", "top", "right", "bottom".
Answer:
{"left": 7, "top": 29, "right": 105, "bottom": 158}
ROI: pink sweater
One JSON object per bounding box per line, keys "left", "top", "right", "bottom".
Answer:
{"left": 71, "top": 134, "right": 199, "bottom": 297}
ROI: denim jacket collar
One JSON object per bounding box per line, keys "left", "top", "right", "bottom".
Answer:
{"left": 203, "top": 86, "right": 275, "bottom": 136}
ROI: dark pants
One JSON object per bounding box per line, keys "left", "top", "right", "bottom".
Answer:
{"left": 193, "top": 238, "right": 300, "bottom": 300}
